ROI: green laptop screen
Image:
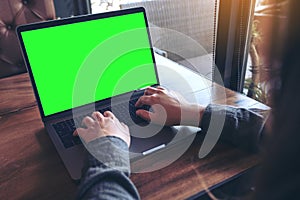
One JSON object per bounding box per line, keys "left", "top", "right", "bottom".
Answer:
{"left": 21, "top": 12, "right": 158, "bottom": 116}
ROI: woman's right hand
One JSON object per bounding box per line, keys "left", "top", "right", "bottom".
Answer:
{"left": 135, "top": 86, "right": 205, "bottom": 126}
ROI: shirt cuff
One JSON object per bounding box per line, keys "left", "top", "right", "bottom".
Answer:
{"left": 199, "top": 104, "right": 265, "bottom": 153}
{"left": 85, "top": 136, "right": 130, "bottom": 175}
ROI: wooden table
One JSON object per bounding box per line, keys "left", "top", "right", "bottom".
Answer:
{"left": 0, "top": 55, "right": 269, "bottom": 199}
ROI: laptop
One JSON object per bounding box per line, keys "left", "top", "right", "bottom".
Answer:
{"left": 16, "top": 7, "right": 185, "bottom": 180}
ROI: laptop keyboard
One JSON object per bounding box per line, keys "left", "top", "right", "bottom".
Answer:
{"left": 52, "top": 97, "right": 150, "bottom": 148}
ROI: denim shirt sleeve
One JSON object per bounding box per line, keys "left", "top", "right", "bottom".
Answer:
{"left": 200, "top": 104, "right": 267, "bottom": 152}
{"left": 77, "top": 136, "right": 140, "bottom": 200}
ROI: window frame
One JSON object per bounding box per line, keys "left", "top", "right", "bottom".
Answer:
{"left": 215, "top": 0, "right": 256, "bottom": 92}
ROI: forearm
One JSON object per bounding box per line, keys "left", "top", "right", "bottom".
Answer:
{"left": 77, "top": 137, "right": 140, "bottom": 200}
{"left": 200, "top": 104, "right": 266, "bottom": 152}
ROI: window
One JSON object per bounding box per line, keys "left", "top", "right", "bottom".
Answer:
{"left": 88, "top": 0, "right": 276, "bottom": 103}
{"left": 243, "top": 0, "right": 288, "bottom": 105}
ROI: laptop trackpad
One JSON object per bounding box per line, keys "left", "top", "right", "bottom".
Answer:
{"left": 129, "top": 125, "right": 200, "bottom": 155}
{"left": 129, "top": 125, "right": 176, "bottom": 153}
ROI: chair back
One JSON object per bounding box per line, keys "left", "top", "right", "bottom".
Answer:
{"left": 0, "top": 0, "right": 56, "bottom": 78}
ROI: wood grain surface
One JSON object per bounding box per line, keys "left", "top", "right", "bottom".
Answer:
{"left": 0, "top": 106, "right": 77, "bottom": 199}
{"left": 0, "top": 73, "right": 268, "bottom": 200}
{"left": 0, "top": 74, "right": 36, "bottom": 116}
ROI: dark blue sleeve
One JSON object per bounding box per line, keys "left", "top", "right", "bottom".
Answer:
{"left": 200, "top": 104, "right": 267, "bottom": 152}
{"left": 77, "top": 136, "right": 140, "bottom": 200}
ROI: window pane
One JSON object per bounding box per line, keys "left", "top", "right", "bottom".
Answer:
{"left": 243, "top": 0, "right": 288, "bottom": 104}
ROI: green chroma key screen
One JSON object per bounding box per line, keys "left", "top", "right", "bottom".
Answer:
{"left": 21, "top": 12, "right": 158, "bottom": 116}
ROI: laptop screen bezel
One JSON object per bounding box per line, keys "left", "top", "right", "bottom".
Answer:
{"left": 16, "top": 7, "right": 159, "bottom": 121}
